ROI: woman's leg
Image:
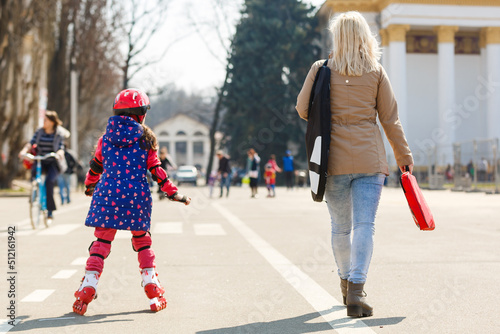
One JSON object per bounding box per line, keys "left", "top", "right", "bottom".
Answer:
{"left": 44, "top": 163, "right": 59, "bottom": 214}
{"left": 324, "top": 174, "right": 352, "bottom": 280}
{"left": 349, "top": 174, "right": 385, "bottom": 284}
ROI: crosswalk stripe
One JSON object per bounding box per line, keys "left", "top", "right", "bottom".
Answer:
{"left": 70, "top": 257, "right": 87, "bottom": 266}
{"left": 154, "top": 222, "right": 183, "bottom": 234}
{"left": 193, "top": 223, "right": 226, "bottom": 236}
{"left": 51, "top": 269, "right": 78, "bottom": 279}
{"left": 21, "top": 290, "right": 55, "bottom": 302}
{"left": 37, "top": 224, "right": 80, "bottom": 236}
{"left": 212, "top": 203, "right": 376, "bottom": 334}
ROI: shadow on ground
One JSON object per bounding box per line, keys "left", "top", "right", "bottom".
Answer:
{"left": 9, "top": 310, "right": 151, "bottom": 332}
{"left": 196, "top": 307, "right": 405, "bottom": 334}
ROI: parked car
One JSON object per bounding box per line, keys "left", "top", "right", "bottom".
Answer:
{"left": 176, "top": 165, "right": 198, "bottom": 186}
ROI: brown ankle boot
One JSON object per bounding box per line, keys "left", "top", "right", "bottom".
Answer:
{"left": 346, "top": 281, "right": 373, "bottom": 317}
{"left": 340, "top": 279, "right": 348, "bottom": 305}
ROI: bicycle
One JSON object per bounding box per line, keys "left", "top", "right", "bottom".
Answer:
{"left": 23, "top": 152, "right": 57, "bottom": 229}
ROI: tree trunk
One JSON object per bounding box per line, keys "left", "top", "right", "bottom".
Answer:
{"left": 205, "top": 71, "right": 228, "bottom": 183}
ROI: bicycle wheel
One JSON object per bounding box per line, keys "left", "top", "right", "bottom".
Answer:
{"left": 29, "top": 183, "right": 43, "bottom": 229}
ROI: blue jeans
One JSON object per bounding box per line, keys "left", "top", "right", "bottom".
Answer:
{"left": 58, "top": 173, "right": 71, "bottom": 204}
{"left": 324, "top": 173, "right": 386, "bottom": 284}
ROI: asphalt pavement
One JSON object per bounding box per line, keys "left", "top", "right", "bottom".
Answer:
{"left": 0, "top": 184, "right": 499, "bottom": 334}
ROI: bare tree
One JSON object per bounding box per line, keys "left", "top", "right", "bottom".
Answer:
{"left": 117, "top": 0, "right": 188, "bottom": 89}
{"left": 46, "top": 0, "right": 123, "bottom": 157}
{"left": 188, "top": 0, "right": 240, "bottom": 182}
{"left": 0, "top": 0, "right": 58, "bottom": 188}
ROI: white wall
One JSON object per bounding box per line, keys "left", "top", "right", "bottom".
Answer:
{"left": 454, "top": 55, "right": 485, "bottom": 143}
{"left": 405, "top": 54, "right": 439, "bottom": 165}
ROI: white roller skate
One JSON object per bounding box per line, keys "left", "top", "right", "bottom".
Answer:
{"left": 73, "top": 271, "right": 100, "bottom": 315}
{"left": 141, "top": 267, "right": 167, "bottom": 312}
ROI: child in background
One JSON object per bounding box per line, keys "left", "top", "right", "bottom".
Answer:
{"left": 264, "top": 163, "right": 276, "bottom": 198}
{"left": 207, "top": 171, "right": 217, "bottom": 198}
{"left": 73, "top": 88, "right": 191, "bottom": 315}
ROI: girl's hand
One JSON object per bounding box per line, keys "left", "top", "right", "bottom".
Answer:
{"left": 169, "top": 193, "right": 191, "bottom": 205}
{"left": 399, "top": 164, "right": 414, "bottom": 174}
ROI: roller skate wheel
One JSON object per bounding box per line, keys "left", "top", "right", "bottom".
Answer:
{"left": 149, "top": 297, "right": 167, "bottom": 312}
{"left": 73, "top": 300, "right": 88, "bottom": 315}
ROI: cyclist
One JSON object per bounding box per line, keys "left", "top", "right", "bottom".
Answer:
{"left": 19, "top": 111, "right": 66, "bottom": 224}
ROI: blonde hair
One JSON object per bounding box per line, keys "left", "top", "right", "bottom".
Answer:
{"left": 329, "top": 11, "right": 381, "bottom": 76}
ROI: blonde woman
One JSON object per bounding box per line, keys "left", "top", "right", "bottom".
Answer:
{"left": 296, "top": 12, "right": 413, "bottom": 317}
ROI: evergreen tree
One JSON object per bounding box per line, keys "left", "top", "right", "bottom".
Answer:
{"left": 221, "top": 0, "right": 320, "bottom": 170}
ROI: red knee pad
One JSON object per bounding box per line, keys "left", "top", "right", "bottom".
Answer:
{"left": 85, "top": 239, "right": 112, "bottom": 273}
{"left": 132, "top": 231, "right": 156, "bottom": 269}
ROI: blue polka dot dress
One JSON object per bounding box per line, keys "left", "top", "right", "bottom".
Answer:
{"left": 85, "top": 116, "right": 152, "bottom": 231}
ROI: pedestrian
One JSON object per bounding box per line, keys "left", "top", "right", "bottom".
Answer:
{"left": 247, "top": 148, "right": 260, "bottom": 198}
{"left": 18, "top": 110, "right": 67, "bottom": 225}
{"left": 207, "top": 171, "right": 217, "bottom": 198}
{"left": 73, "top": 88, "right": 191, "bottom": 315}
{"left": 157, "top": 146, "right": 177, "bottom": 200}
{"left": 296, "top": 12, "right": 414, "bottom": 318}
{"left": 264, "top": 163, "right": 276, "bottom": 197}
{"left": 282, "top": 150, "right": 295, "bottom": 190}
{"left": 265, "top": 154, "right": 282, "bottom": 197}
{"left": 216, "top": 150, "right": 231, "bottom": 197}
{"left": 445, "top": 164, "right": 453, "bottom": 182}
{"left": 58, "top": 145, "right": 79, "bottom": 205}
{"left": 477, "top": 157, "right": 488, "bottom": 182}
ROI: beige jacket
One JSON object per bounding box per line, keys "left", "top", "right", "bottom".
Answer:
{"left": 296, "top": 59, "right": 413, "bottom": 176}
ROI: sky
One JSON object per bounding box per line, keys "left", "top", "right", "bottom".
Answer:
{"left": 132, "top": 0, "right": 326, "bottom": 97}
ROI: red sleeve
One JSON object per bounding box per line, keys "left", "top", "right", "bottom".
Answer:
{"left": 147, "top": 149, "right": 178, "bottom": 196}
{"left": 85, "top": 137, "right": 104, "bottom": 186}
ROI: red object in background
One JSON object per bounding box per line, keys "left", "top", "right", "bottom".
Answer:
{"left": 400, "top": 170, "right": 435, "bottom": 231}
{"left": 22, "top": 144, "right": 37, "bottom": 170}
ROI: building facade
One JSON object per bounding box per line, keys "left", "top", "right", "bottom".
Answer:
{"left": 153, "top": 114, "right": 211, "bottom": 169}
{"left": 318, "top": 0, "right": 500, "bottom": 168}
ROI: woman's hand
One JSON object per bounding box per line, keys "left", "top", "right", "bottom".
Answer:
{"left": 399, "top": 164, "right": 414, "bottom": 174}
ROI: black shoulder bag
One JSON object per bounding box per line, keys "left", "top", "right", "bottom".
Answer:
{"left": 305, "top": 60, "right": 331, "bottom": 202}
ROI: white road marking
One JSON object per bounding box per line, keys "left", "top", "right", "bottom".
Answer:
{"left": 114, "top": 230, "right": 132, "bottom": 239}
{"left": 193, "top": 223, "right": 226, "bottom": 236}
{"left": 70, "top": 257, "right": 88, "bottom": 266}
{"left": 0, "top": 319, "right": 19, "bottom": 334}
{"left": 21, "top": 289, "right": 55, "bottom": 302}
{"left": 37, "top": 224, "right": 80, "bottom": 236}
{"left": 154, "top": 222, "right": 183, "bottom": 234}
{"left": 13, "top": 201, "right": 90, "bottom": 229}
{"left": 51, "top": 269, "right": 78, "bottom": 279}
{"left": 212, "top": 203, "right": 376, "bottom": 334}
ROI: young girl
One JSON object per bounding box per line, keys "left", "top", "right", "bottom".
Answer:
{"left": 73, "top": 88, "right": 191, "bottom": 315}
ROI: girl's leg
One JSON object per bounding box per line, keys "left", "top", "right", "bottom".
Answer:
{"left": 131, "top": 231, "right": 156, "bottom": 269}
{"left": 74, "top": 227, "right": 116, "bottom": 315}
{"left": 132, "top": 230, "right": 167, "bottom": 312}
{"left": 85, "top": 227, "right": 117, "bottom": 273}
{"left": 324, "top": 175, "right": 352, "bottom": 281}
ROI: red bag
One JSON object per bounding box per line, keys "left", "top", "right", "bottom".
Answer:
{"left": 22, "top": 144, "right": 37, "bottom": 170}
{"left": 400, "top": 169, "right": 435, "bottom": 231}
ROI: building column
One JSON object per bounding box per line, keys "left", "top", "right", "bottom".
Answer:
{"left": 170, "top": 140, "right": 177, "bottom": 166}
{"left": 187, "top": 138, "right": 194, "bottom": 166}
{"left": 387, "top": 24, "right": 410, "bottom": 128}
{"left": 484, "top": 27, "right": 500, "bottom": 140}
{"left": 435, "top": 25, "right": 458, "bottom": 163}
{"left": 479, "top": 29, "right": 487, "bottom": 136}
{"left": 379, "top": 28, "right": 390, "bottom": 77}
